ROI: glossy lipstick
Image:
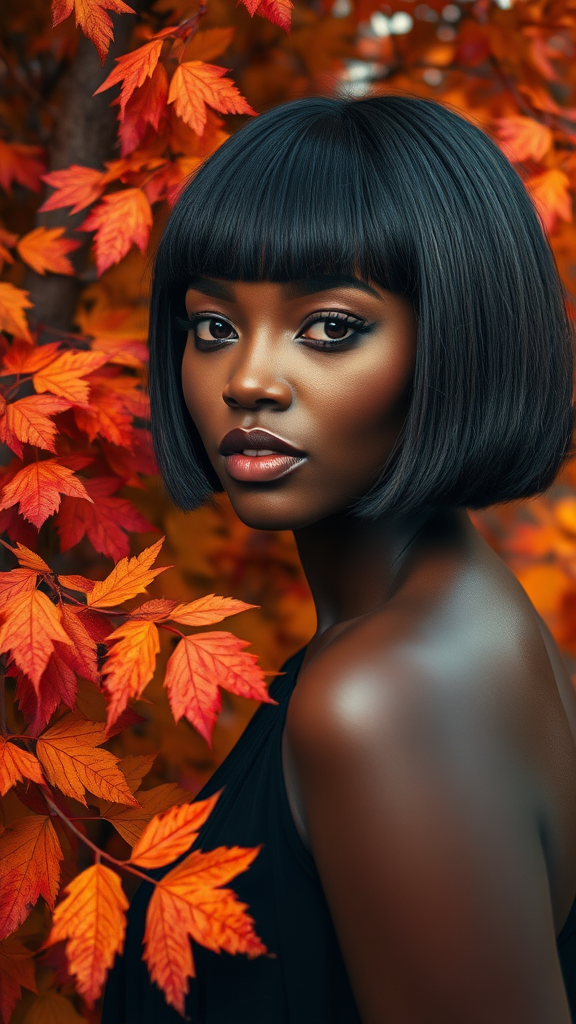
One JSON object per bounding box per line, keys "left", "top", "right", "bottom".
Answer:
{"left": 218, "top": 428, "right": 306, "bottom": 483}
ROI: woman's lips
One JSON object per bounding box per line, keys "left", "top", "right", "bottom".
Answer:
{"left": 224, "top": 451, "right": 305, "bottom": 482}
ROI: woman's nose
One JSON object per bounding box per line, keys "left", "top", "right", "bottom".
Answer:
{"left": 222, "top": 350, "right": 293, "bottom": 411}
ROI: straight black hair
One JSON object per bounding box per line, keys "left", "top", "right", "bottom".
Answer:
{"left": 148, "top": 95, "right": 574, "bottom": 519}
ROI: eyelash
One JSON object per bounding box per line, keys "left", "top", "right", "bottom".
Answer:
{"left": 176, "top": 311, "right": 374, "bottom": 350}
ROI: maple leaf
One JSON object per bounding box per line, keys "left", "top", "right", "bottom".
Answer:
{"left": 57, "top": 477, "right": 155, "bottom": 561}
{"left": 168, "top": 62, "right": 256, "bottom": 136}
{"left": 7, "top": 542, "right": 51, "bottom": 572}
{"left": 0, "top": 340, "right": 61, "bottom": 376}
{"left": 168, "top": 594, "right": 256, "bottom": 626}
{"left": 22, "top": 990, "right": 88, "bottom": 1024}
{"left": 103, "top": 619, "right": 160, "bottom": 729}
{"left": 0, "top": 141, "right": 45, "bottom": 194}
{"left": 87, "top": 536, "right": 167, "bottom": 608}
{"left": 0, "top": 567, "right": 38, "bottom": 608}
{"left": 51, "top": 0, "right": 136, "bottom": 64}
{"left": 0, "top": 394, "right": 72, "bottom": 458}
{"left": 144, "top": 845, "right": 266, "bottom": 1013}
{"left": 0, "top": 816, "right": 63, "bottom": 940}
{"left": 240, "top": 0, "right": 293, "bottom": 31}
{"left": 130, "top": 791, "right": 220, "bottom": 868}
{"left": 58, "top": 574, "right": 95, "bottom": 593}
{"left": 73, "top": 380, "right": 135, "bottom": 447}
{"left": 14, "top": 653, "right": 77, "bottom": 736}
{"left": 0, "top": 459, "right": 92, "bottom": 529}
{"left": 101, "top": 782, "right": 195, "bottom": 845}
{"left": 16, "top": 227, "right": 81, "bottom": 276}
{"left": 0, "top": 590, "right": 72, "bottom": 688}
{"left": 94, "top": 39, "right": 164, "bottom": 117}
{"left": 55, "top": 604, "right": 99, "bottom": 683}
{"left": 45, "top": 863, "right": 128, "bottom": 1007}
{"left": 165, "top": 631, "right": 274, "bottom": 746}
{"left": 117, "top": 64, "right": 169, "bottom": 157}
{"left": 496, "top": 116, "right": 553, "bottom": 163}
{"left": 528, "top": 168, "right": 573, "bottom": 232}
{"left": 36, "top": 712, "right": 139, "bottom": 807}
{"left": 32, "top": 349, "right": 108, "bottom": 407}
{"left": 0, "top": 938, "right": 37, "bottom": 1024}
{"left": 39, "top": 166, "right": 105, "bottom": 215}
{"left": 0, "top": 737, "right": 44, "bottom": 795}
{"left": 77, "top": 188, "right": 153, "bottom": 275}
{"left": 0, "top": 282, "right": 33, "bottom": 342}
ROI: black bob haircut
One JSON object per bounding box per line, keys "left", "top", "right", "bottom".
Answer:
{"left": 149, "top": 94, "right": 574, "bottom": 519}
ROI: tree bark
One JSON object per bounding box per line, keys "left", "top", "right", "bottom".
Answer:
{"left": 25, "top": 13, "right": 139, "bottom": 335}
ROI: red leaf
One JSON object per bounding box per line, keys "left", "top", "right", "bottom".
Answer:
{"left": 117, "top": 64, "right": 169, "bottom": 157}
{"left": 0, "top": 816, "right": 63, "bottom": 940}
{"left": 0, "top": 394, "right": 72, "bottom": 458}
{"left": 241, "top": 0, "right": 293, "bottom": 31}
{"left": 94, "top": 39, "right": 164, "bottom": 117}
{"left": 14, "top": 653, "right": 77, "bottom": 736}
{"left": 0, "top": 459, "right": 92, "bottom": 529}
{"left": 57, "top": 476, "right": 155, "bottom": 560}
{"left": 78, "top": 188, "right": 153, "bottom": 275}
{"left": 0, "top": 141, "right": 45, "bottom": 194}
{"left": 51, "top": 0, "right": 136, "bottom": 64}
{"left": 0, "top": 590, "right": 72, "bottom": 688}
{"left": 39, "top": 165, "right": 106, "bottom": 215}
{"left": 0, "top": 938, "right": 37, "bottom": 1024}
{"left": 16, "top": 227, "right": 81, "bottom": 276}
{"left": 167, "top": 61, "right": 256, "bottom": 136}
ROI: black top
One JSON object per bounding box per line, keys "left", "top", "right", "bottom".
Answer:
{"left": 103, "top": 646, "right": 576, "bottom": 1023}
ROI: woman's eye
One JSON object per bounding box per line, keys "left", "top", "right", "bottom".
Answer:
{"left": 195, "top": 317, "right": 237, "bottom": 342}
{"left": 300, "top": 315, "right": 368, "bottom": 346}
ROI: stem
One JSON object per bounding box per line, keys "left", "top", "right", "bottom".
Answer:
{"left": 44, "top": 791, "right": 159, "bottom": 886}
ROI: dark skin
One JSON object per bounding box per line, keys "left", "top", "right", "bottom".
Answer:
{"left": 181, "top": 277, "right": 576, "bottom": 1023}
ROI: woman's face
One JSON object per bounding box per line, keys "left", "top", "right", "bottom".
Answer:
{"left": 181, "top": 277, "right": 417, "bottom": 531}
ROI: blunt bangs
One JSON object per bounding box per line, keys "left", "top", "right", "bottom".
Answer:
{"left": 149, "top": 95, "right": 575, "bottom": 518}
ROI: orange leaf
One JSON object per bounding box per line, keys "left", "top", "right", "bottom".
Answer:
{"left": 0, "top": 816, "right": 63, "bottom": 940}
{"left": 10, "top": 542, "right": 51, "bottom": 572}
{"left": 0, "top": 938, "right": 37, "bottom": 1024}
{"left": 129, "top": 598, "right": 177, "bottom": 621}
{"left": 116, "top": 752, "right": 157, "bottom": 793}
{"left": 144, "top": 845, "right": 266, "bottom": 1014}
{"left": 57, "top": 476, "right": 154, "bottom": 562}
{"left": 0, "top": 590, "right": 72, "bottom": 688}
{"left": 130, "top": 791, "right": 221, "bottom": 868}
{"left": 117, "top": 64, "right": 169, "bottom": 157}
{"left": 0, "top": 567, "right": 38, "bottom": 609}
{"left": 103, "top": 619, "right": 160, "bottom": 729}
{"left": 0, "top": 394, "right": 72, "bottom": 458}
{"left": 164, "top": 632, "right": 274, "bottom": 746}
{"left": 56, "top": 604, "right": 99, "bottom": 683}
{"left": 45, "top": 863, "right": 128, "bottom": 1007}
{"left": 51, "top": 0, "right": 136, "bottom": 64}
{"left": 78, "top": 188, "right": 153, "bottom": 275}
{"left": 39, "top": 165, "right": 105, "bottom": 215}
{"left": 0, "top": 459, "right": 92, "bottom": 529}
{"left": 58, "top": 574, "right": 95, "bottom": 593}
{"left": 496, "top": 116, "right": 553, "bottom": 163}
{"left": 16, "top": 227, "right": 81, "bottom": 276}
{"left": 101, "top": 782, "right": 194, "bottom": 845}
{"left": 0, "top": 140, "right": 45, "bottom": 194}
{"left": 168, "top": 594, "right": 257, "bottom": 626}
{"left": 36, "top": 712, "right": 139, "bottom": 807}
{"left": 167, "top": 61, "right": 256, "bottom": 136}
{"left": 527, "top": 168, "right": 573, "bottom": 233}
{"left": 32, "top": 349, "right": 108, "bottom": 407}
{"left": 0, "top": 737, "right": 44, "bottom": 795}
{"left": 0, "top": 341, "right": 61, "bottom": 376}
{"left": 94, "top": 39, "right": 164, "bottom": 117}
{"left": 0, "top": 283, "right": 33, "bottom": 342}
{"left": 87, "top": 536, "right": 166, "bottom": 608}
{"left": 242, "top": 0, "right": 293, "bottom": 31}
{"left": 183, "top": 27, "right": 235, "bottom": 61}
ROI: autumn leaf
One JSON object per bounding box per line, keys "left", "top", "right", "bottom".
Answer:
{"left": 0, "top": 590, "right": 72, "bottom": 688}
{"left": 7, "top": 542, "right": 51, "bottom": 573}
{"left": 54, "top": 604, "right": 99, "bottom": 684}
{"left": 165, "top": 631, "right": 274, "bottom": 746}
{"left": 101, "top": 782, "right": 195, "bottom": 845}
{"left": 45, "top": 863, "right": 128, "bottom": 1007}
{"left": 0, "top": 394, "right": 72, "bottom": 458}
{"left": 16, "top": 227, "right": 81, "bottom": 276}
{"left": 0, "top": 282, "right": 33, "bottom": 342}
{"left": 22, "top": 990, "right": 88, "bottom": 1024}
{"left": 0, "top": 459, "right": 92, "bottom": 529}
{"left": 183, "top": 27, "right": 235, "bottom": 62}
{"left": 130, "top": 791, "right": 221, "bottom": 868}
{"left": 118, "top": 64, "right": 169, "bottom": 157}
{"left": 239, "top": 0, "right": 292, "bottom": 30}
{"left": 87, "top": 536, "right": 167, "bottom": 608}
{"left": 39, "top": 166, "right": 105, "bottom": 215}
{"left": 144, "top": 845, "right": 266, "bottom": 1014}
{"left": 528, "top": 168, "right": 573, "bottom": 232}
{"left": 0, "top": 340, "right": 61, "bottom": 376}
{"left": 117, "top": 752, "right": 157, "bottom": 792}
{"left": 94, "top": 39, "right": 164, "bottom": 117}
{"left": 168, "top": 594, "right": 256, "bottom": 626}
{"left": 51, "top": 0, "right": 136, "bottom": 64}
{"left": 0, "top": 938, "right": 37, "bottom": 1024}
{"left": 57, "top": 477, "right": 155, "bottom": 561}
{"left": 0, "top": 140, "right": 45, "bottom": 194}
{"left": 0, "top": 816, "right": 63, "bottom": 940}
{"left": 36, "top": 712, "right": 139, "bottom": 807}
{"left": 32, "top": 349, "right": 108, "bottom": 407}
{"left": 77, "top": 188, "right": 153, "bottom": 275}
{"left": 58, "top": 574, "right": 95, "bottom": 594}
{"left": 0, "top": 567, "right": 38, "bottom": 608}
{"left": 102, "top": 619, "right": 160, "bottom": 729}
{"left": 14, "top": 653, "right": 77, "bottom": 736}
{"left": 168, "top": 61, "right": 256, "bottom": 136}
{"left": 496, "top": 116, "right": 553, "bottom": 163}
{"left": 0, "top": 737, "right": 44, "bottom": 795}
{"left": 0, "top": 225, "right": 18, "bottom": 274}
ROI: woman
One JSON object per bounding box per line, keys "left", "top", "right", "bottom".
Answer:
{"left": 103, "top": 95, "right": 576, "bottom": 1023}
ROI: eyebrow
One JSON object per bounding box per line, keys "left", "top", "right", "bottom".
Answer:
{"left": 186, "top": 274, "right": 382, "bottom": 302}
